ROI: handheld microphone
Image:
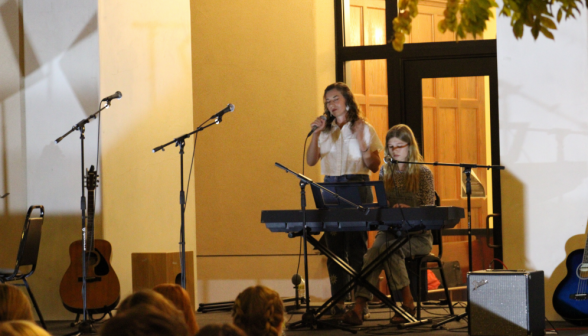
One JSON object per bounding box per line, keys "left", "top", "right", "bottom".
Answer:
{"left": 101, "top": 91, "right": 122, "bottom": 102}
{"left": 307, "top": 115, "right": 327, "bottom": 137}
{"left": 210, "top": 104, "right": 235, "bottom": 121}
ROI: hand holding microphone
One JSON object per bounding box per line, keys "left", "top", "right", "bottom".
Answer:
{"left": 307, "top": 115, "right": 327, "bottom": 138}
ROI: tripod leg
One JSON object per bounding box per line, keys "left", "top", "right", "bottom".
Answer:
{"left": 432, "top": 310, "right": 467, "bottom": 329}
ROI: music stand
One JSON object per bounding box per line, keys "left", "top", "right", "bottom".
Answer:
{"left": 310, "top": 181, "right": 387, "bottom": 209}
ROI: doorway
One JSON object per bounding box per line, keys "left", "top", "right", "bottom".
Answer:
{"left": 338, "top": 0, "right": 503, "bottom": 284}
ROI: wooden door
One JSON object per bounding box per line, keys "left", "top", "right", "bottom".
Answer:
{"left": 346, "top": 0, "right": 388, "bottom": 246}
{"left": 406, "top": 1, "right": 492, "bottom": 277}
{"left": 422, "top": 76, "right": 488, "bottom": 236}
{"left": 408, "top": 0, "right": 476, "bottom": 43}
{"left": 347, "top": 0, "right": 493, "bottom": 278}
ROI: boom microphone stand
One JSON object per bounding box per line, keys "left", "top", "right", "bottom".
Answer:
{"left": 382, "top": 157, "right": 504, "bottom": 328}
{"left": 55, "top": 92, "right": 122, "bottom": 335}
{"left": 152, "top": 104, "right": 234, "bottom": 289}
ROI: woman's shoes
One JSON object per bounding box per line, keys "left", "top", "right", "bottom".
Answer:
{"left": 391, "top": 304, "right": 416, "bottom": 324}
{"left": 341, "top": 309, "right": 363, "bottom": 326}
{"left": 329, "top": 304, "right": 346, "bottom": 318}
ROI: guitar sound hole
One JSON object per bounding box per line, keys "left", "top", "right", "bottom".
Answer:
{"left": 576, "top": 263, "right": 588, "bottom": 280}
{"left": 86, "top": 252, "right": 99, "bottom": 266}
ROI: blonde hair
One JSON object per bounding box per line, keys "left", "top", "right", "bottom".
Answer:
{"left": 232, "top": 286, "right": 284, "bottom": 336}
{"left": 0, "top": 284, "right": 34, "bottom": 322}
{"left": 0, "top": 320, "right": 51, "bottom": 336}
{"left": 383, "top": 124, "right": 424, "bottom": 193}
{"left": 153, "top": 284, "right": 199, "bottom": 335}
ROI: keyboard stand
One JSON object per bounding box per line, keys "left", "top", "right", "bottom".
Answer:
{"left": 287, "top": 230, "right": 429, "bottom": 329}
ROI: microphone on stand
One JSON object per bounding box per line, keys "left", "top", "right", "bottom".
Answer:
{"left": 210, "top": 104, "right": 235, "bottom": 122}
{"left": 101, "top": 91, "right": 122, "bottom": 103}
{"left": 307, "top": 115, "right": 327, "bottom": 138}
{"left": 384, "top": 155, "right": 397, "bottom": 165}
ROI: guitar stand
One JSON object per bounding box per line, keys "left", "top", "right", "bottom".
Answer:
{"left": 287, "top": 231, "right": 429, "bottom": 330}
{"left": 70, "top": 310, "right": 113, "bottom": 327}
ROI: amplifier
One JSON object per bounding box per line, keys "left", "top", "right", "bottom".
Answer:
{"left": 468, "top": 270, "right": 545, "bottom": 336}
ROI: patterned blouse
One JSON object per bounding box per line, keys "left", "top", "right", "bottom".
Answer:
{"left": 379, "top": 164, "right": 435, "bottom": 206}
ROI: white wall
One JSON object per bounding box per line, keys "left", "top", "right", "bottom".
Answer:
{"left": 0, "top": 0, "right": 100, "bottom": 320}
{"left": 497, "top": 7, "right": 588, "bottom": 320}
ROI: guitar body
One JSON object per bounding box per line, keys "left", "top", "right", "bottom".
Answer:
{"left": 59, "top": 238, "right": 120, "bottom": 314}
{"left": 553, "top": 248, "right": 588, "bottom": 325}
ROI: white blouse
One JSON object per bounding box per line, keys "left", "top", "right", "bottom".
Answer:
{"left": 318, "top": 120, "right": 383, "bottom": 176}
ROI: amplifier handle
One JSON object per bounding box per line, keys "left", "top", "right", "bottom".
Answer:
{"left": 486, "top": 213, "right": 501, "bottom": 249}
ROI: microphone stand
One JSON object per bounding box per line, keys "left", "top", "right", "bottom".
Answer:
{"left": 385, "top": 158, "right": 504, "bottom": 328}
{"left": 55, "top": 101, "right": 112, "bottom": 335}
{"left": 274, "top": 162, "right": 367, "bottom": 333}
{"left": 152, "top": 117, "right": 222, "bottom": 290}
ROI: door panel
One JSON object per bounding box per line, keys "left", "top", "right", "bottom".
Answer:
{"left": 422, "top": 75, "right": 491, "bottom": 276}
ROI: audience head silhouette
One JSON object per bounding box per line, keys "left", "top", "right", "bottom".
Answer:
{"left": 232, "top": 286, "right": 284, "bottom": 336}
{"left": 0, "top": 284, "right": 34, "bottom": 322}
{"left": 0, "top": 321, "right": 51, "bottom": 336}
{"left": 195, "top": 323, "right": 246, "bottom": 336}
{"left": 100, "top": 304, "right": 190, "bottom": 336}
{"left": 117, "top": 289, "right": 183, "bottom": 320}
{"left": 153, "top": 283, "right": 199, "bottom": 335}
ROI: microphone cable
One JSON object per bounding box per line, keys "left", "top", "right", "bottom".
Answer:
{"left": 294, "top": 135, "right": 312, "bottom": 279}
{"left": 183, "top": 117, "right": 210, "bottom": 210}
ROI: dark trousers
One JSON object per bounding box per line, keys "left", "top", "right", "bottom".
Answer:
{"left": 323, "top": 174, "right": 372, "bottom": 300}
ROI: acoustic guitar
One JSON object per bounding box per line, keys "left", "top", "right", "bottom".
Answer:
{"left": 553, "top": 233, "right": 588, "bottom": 325}
{"left": 59, "top": 166, "right": 120, "bottom": 314}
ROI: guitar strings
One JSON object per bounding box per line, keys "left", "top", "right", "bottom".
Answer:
{"left": 577, "top": 264, "right": 587, "bottom": 298}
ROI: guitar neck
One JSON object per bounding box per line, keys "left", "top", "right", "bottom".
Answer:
{"left": 582, "top": 235, "right": 588, "bottom": 264}
{"left": 87, "top": 189, "right": 95, "bottom": 252}
{"left": 86, "top": 166, "right": 98, "bottom": 253}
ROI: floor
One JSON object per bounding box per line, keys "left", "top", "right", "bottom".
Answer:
{"left": 44, "top": 302, "right": 588, "bottom": 336}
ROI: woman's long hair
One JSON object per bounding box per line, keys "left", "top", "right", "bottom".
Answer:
{"left": 323, "top": 82, "right": 362, "bottom": 131}
{"left": 382, "top": 124, "right": 423, "bottom": 193}
{"left": 232, "top": 286, "right": 284, "bottom": 336}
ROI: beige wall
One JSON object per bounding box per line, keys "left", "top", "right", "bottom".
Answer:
{"left": 98, "top": 0, "right": 196, "bottom": 304}
{"left": 191, "top": 0, "right": 336, "bottom": 302}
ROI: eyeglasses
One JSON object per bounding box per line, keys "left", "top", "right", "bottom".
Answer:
{"left": 388, "top": 143, "right": 409, "bottom": 151}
